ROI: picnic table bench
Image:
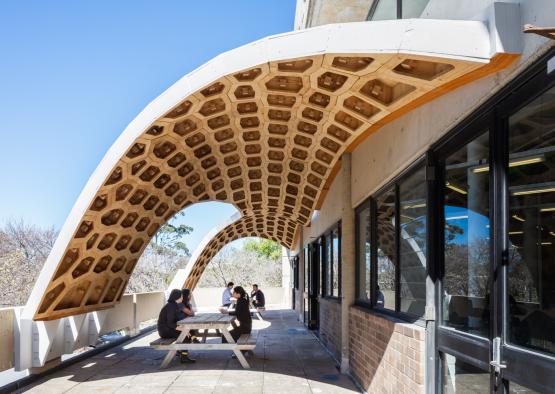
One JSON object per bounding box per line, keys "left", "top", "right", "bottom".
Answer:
{"left": 150, "top": 313, "right": 257, "bottom": 369}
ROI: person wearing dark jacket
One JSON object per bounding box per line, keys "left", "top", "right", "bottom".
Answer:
{"left": 251, "top": 284, "right": 265, "bottom": 308}
{"left": 157, "top": 289, "right": 195, "bottom": 363}
{"left": 220, "top": 286, "right": 252, "bottom": 342}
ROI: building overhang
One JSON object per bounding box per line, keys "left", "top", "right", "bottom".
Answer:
{"left": 26, "top": 17, "right": 520, "bottom": 321}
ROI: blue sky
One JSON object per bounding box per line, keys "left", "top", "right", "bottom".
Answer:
{"left": 0, "top": 1, "right": 295, "bottom": 252}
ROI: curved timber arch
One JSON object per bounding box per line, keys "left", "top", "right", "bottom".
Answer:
{"left": 167, "top": 213, "right": 292, "bottom": 292}
{"left": 26, "top": 19, "right": 518, "bottom": 321}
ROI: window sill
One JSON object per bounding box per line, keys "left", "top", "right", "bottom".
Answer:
{"left": 320, "top": 296, "right": 342, "bottom": 304}
{"left": 352, "top": 302, "right": 425, "bottom": 327}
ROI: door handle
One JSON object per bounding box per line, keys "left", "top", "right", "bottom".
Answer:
{"left": 491, "top": 337, "right": 507, "bottom": 374}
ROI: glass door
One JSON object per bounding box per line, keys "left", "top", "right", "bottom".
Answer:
{"left": 307, "top": 242, "right": 320, "bottom": 330}
{"left": 437, "top": 118, "right": 494, "bottom": 392}
{"left": 496, "top": 66, "right": 555, "bottom": 394}
{"left": 436, "top": 54, "right": 555, "bottom": 393}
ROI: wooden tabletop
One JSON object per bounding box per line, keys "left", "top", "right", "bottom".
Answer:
{"left": 177, "top": 313, "right": 234, "bottom": 328}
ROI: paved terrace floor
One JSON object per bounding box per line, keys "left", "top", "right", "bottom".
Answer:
{"left": 18, "top": 310, "right": 361, "bottom": 394}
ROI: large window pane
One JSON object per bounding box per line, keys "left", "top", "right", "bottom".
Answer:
{"left": 376, "top": 187, "right": 396, "bottom": 310}
{"left": 508, "top": 85, "right": 555, "bottom": 356}
{"left": 332, "top": 227, "right": 340, "bottom": 297}
{"left": 401, "top": 0, "right": 430, "bottom": 18}
{"left": 326, "top": 234, "right": 332, "bottom": 296}
{"left": 304, "top": 246, "right": 309, "bottom": 292}
{"left": 357, "top": 206, "right": 372, "bottom": 302}
{"left": 399, "top": 166, "right": 427, "bottom": 316}
{"left": 441, "top": 130, "right": 490, "bottom": 337}
{"left": 370, "top": 0, "right": 397, "bottom": 20}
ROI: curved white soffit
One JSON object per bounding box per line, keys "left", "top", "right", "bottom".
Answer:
{"left": 23, "top": 18, "right": 513, "bottom": 319}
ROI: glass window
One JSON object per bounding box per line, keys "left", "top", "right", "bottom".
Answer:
{"left": 401, "top": 0, "right": 429, "bottom": 18}
{"left": 441, "top": 130, "right": 490, "bottom": 337}
{"left": 325, "top": 234, "right": 332, "bottom": 296}
{"left": 357, "top": 206, "right": 372, "bottom": 302}
{"left": 370, "top": 0, "right": 398, "bottom": 20}
{"left": 304, "top": 246, "right": 309, "bottom": 293}
{"left": 507, "top": 85, "right": 555, "bottom": 356}
{"left": 376, "top": 187, "right": 396, "bottom": 310}
{"left": 332, "top": 227, "right": 340, "bottom": 297}
{"left": 399, "top": 166, "right": 427, "bottom": 317}
{"left": 441, "top": 353, "right": 490, "bottom": 393}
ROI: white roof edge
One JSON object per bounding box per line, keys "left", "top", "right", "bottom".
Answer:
{"left": 23, "top": 17, "right": 518, "bottom": 319}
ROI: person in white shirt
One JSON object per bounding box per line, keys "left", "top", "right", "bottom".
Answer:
{"left": 221, "top": 281, "right": 234, "bottom": 307}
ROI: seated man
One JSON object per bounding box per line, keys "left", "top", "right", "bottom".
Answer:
{"left": 251, "top": 284, "right": 265, "bottom": 308}
{"left": 222, "top": 281, "right": 234, "bottom": 307}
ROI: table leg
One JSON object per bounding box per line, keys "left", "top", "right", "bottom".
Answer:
{"left": 201, "top": 329, "right": 208, "bottom": 343}
{"left": 221, "top": 329, "right": 250, "bottom": 369}
{"left": 160, "top": 329, "right": 190, "bottom": 369}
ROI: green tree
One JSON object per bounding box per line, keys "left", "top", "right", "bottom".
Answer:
{"left": 151, "top": 212, "right": 193, "bottom": 256}
{"left": 243, "top": 238, "right": 282, "bottom": 260}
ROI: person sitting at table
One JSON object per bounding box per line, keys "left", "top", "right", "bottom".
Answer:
{"left": 157, "top": 288, "right": 195, "bottom": 363}
{"left": 251, "top": 284, "right": 265, "bottom": 308}
{"left": 222, "top": 281, "right": 234, "bottom": 307}
{"left": 219, "top": 286, "right": 252, "bottom": 343}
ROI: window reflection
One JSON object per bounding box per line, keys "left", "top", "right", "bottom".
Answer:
{"left": 357, "top": 206, "right": 371, "bottom": 302}
{"left": 442, "top": 131, "right": 490, "bottom": 337}
{"left": 332, "top": 228, "right": 340, "bottom": 297}
{"left": 508, "top": 85, "right": 555, "bottom": 356}
{"left": 441, "top": 353, "right": 489, "bottom": 393}
{"left": 399, "top": 166, "right": 427, "bottom": 316}
{"left": 376, "top": 187, "right": 396, "bottom": 310}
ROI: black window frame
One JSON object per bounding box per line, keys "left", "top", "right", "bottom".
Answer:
{"left": 319, "top": 221, "right": 342, "bottom": 300}
{"left": 431, "top": 48, "right": 555, "bottom": 393}
{"left": 354, "top": 158, "right": 428, "bottom": 323}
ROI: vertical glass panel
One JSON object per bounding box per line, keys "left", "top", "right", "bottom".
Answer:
{"left": 508, "top": 85, "right": 555, "bottom": 356}
{"left": 399, "top": 166, "right": 427, "bottom": 317}
{"left": 304, "top": 246, "right": 309, "bottom": 292}
{"left": 370, "top": 0, "right": 397, "bottom": 21}
{"left": 326, "top": 234, "right": 332, "bottom": 296}
{"left": 320, "top": 236, "right": 328, "bottom": 296}
{"left": 441, "top": 353, "right": 490, "bottom": 393}
{"left": 332, "top": 227, "right": 340, "bottom": 297}
{"left": 376, "top": 187, "right": 396, "bottom": 310}
{"left": 401, "top": 0, "right": 430, "bottom": 18}
{"left": 357, "top": 206, "right": 372, "bottom": 302}
{"left": 441, "top": 130, "right": 490, "bottom": 337}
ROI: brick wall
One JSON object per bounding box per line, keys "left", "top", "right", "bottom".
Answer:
{"left": 349, "top": 306, "right": 425, "bottom": 394}
{"left": 319, "top": 297, "right": 342, "bottom": 360}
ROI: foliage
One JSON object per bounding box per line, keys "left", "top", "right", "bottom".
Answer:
{"left": 243, "top": 238, "right": 282, "bottom": 260}
{"left": 0, "top": 219, "right": 57, "bottom": 307}
{"left": 197, "top": 243, "right": 282, "bottom": 288}
{"left": 151, "top": 211, "right": 193, "bottom": 256}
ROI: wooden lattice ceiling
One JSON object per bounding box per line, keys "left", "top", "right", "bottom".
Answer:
{"left": 33, "top": 51, "right": 515, "bottom": 321}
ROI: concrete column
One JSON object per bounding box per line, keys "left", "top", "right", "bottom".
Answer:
{"left": 340, "top": 153, "right": 355, "bottom": 373}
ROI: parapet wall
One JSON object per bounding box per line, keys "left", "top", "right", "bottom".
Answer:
{"left": 349, "top": 307, "right": 425, "bottom": 393}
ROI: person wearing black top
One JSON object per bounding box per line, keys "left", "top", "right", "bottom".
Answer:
{"left": 220, "top": 286, "right": 252, "bottom": 342}
{"left": 157, "top": 288, "right": 195, "bottom": 363}
{"left": 251, "top": 284, "right": 265, "bottom": 308}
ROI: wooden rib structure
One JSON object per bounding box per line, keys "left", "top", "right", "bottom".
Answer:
{"left": 29, "top": 21, "right": 517, "bottom": 321}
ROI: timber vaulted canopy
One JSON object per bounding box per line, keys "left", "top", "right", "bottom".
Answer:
{"left": 27, "top": 20, "right": 518, "bottom": 320}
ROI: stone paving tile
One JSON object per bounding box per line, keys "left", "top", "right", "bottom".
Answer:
{"left": 15, "top": 310, "right": 361, "bottom": 394}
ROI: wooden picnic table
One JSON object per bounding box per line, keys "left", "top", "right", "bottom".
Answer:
{"left": 153, "top": 312, "right": 256, "bottom": 369}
